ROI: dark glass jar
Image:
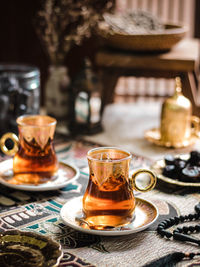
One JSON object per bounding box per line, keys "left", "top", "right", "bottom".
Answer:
{"left": 0, "top": 64, "right": 40, "bottom": 134}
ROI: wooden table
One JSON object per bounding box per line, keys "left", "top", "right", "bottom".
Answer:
{"left": 96, "top": 38, "right": 200, "bottom": 115}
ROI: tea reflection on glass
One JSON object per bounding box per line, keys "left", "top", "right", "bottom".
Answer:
{"left": 0, "top": 115, "right": 59, "bottom": 185}
{"left": 81, "top": 147, "right": 157, "bottom": 230}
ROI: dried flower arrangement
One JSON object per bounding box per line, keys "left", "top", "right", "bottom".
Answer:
{"left": 35, "top": 0, "right": 113, "bottom": 65}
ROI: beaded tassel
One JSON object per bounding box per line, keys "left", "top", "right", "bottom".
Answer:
{"left": 143, "top": 202, "right": 200, "bottom": 267}
{"left": 157, "top": 202, "right": 200, "bottom": 245}
{"left": 143, "top": 252, "right": 200, "bottom": 267}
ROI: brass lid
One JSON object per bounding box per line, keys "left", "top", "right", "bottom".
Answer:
{"left": 145, "top": 77, "right": 199, "bottom": 148}
{"left": 160, "top": 77, "right": 192, "bottom": 145}
{"left": 161, "top": 77, "right": 191, "bottom": 117}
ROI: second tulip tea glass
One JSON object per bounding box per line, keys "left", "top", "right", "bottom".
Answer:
{"left": 0, "top": 115, "right": 58, "bottom": 185}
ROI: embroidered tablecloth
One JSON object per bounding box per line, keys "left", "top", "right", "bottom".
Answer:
{"left": 1, "top": 136, "right": 200, "bottom": 267}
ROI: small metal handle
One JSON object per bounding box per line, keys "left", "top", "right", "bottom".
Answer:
{"left": 191, "top": 116, "right": 200, "bottom": 137}
{"left": 0, "top": 132, "right": 19, "bottom": 156}
{"left": 131, "top": 169, "right": 157, "bottom": 192}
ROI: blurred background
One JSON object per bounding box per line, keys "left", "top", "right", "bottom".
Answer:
{"left": 0, "top": 0, "right": 198, "bottom": 103}
{"left": 0, "top": 0, "right": 199, "bottom": 136}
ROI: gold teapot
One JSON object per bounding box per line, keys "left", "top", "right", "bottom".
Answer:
{"left": 160, "top": 77, "right": 199, "bottom": 147}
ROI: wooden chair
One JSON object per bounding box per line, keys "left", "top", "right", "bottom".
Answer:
{"left": 95, "top": 0, "right": 200, "bottom": 115}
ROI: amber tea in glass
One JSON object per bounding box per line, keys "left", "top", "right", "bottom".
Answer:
{"left": 82, "top": 147, "right": 157, "bottom": 230}
{"left": 0, "top": 115, "right": 58, "bottom": 184}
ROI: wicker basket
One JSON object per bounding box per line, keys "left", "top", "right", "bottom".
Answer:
{"left": 98, "top": 23, "right": 188, "bottom": 52}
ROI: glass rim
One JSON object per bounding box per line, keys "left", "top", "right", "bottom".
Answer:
{"left": 16, "top": 114, "right": 57, "bottom": 127}
{"left": 87, "top": 147, "right": 132, "bottom": 162}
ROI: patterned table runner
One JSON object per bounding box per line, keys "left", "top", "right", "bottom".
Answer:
{"left": 0, "top": 138, "right": 200, "bottom": 267}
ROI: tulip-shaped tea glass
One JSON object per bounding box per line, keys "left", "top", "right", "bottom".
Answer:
{"left": 0, "top": 115, "right": 58, "bottom": 184}
{"left": 82, "top": 147, "right": 157, "bottom": 230}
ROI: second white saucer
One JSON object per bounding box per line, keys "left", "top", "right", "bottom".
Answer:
{"left": 0, "top": 159, "right": 80, "bottom": 191}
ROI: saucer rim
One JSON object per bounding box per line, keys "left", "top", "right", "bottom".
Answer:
{"left": 60, "top": 196, "right": 158, "bottom": 236}
{"left": 144, "top": 127, "right": 197, "bottom": 148}
{"left": 0, "top": 158, "right": 80, "bottom": 191}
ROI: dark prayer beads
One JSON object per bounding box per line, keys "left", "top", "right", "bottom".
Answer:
{"left": 157, "top": 202, "right": 200, "bottom": 245}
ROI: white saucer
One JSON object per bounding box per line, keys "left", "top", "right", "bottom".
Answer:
{"left": 0, "top": 159, "right": 79, "bottom": 191}
{"left": 60, "top": 196, "right": 158, "bottom": 236}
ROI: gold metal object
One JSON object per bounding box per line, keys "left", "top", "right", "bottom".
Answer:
{"left": 160, "top": 77, "right": 199, "bottom": 146}
{"left": 0, "top": 132, "right": 19, "bottom": 156}
{"left": 144, "top": 128, "right": 198, "bottom": 148}
{"left": 131, "top": 169, "right": 157, "bottom": 192}
{"left": 145, "top": 77, "right": 200, "bottom": 148}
